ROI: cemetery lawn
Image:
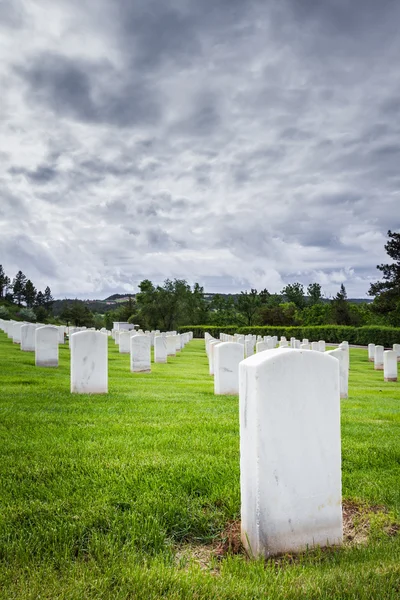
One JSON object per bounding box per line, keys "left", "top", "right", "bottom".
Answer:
{"left": 0, "top": 335, "right": 399, "bottom": 600}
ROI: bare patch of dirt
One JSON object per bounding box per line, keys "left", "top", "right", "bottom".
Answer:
{"left": 174, "top": 501, "right": 399, "bottom": 571}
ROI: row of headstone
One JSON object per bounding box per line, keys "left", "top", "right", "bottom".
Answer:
{"left": 0, "top": 320, "right": 67, "bottom": 367}
{"left": 205, "top": 332, "right": 350, "bottom": 399}
{"left": 71, "top": 330, "right": 193, "bottom": 392}
{"left": 368, "top": 343, "right": 399, "bottom": 381}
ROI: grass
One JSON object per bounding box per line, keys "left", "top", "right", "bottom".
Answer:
{"left": 0, "top": 333, "right": 399, "bottom": 599}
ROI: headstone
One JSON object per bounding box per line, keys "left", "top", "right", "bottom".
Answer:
{"left": 20, "top": 324, "right": 37, "bottom": 352}
{"left": 393, "top": 344, "right": 400, "bottom": 362}
{"left": 384, "top": 350, "right": 398, "bottom": 382}
{"left": 326, "top": 348, "right": 349, "bottom": 399}
{"left": 374, "top": 345, "right": 384, "bottom": 370}
{"left": 12, "top": 322, "right": 25, "bottom": 344}
{"left": 154, "top": 335, "right": 167, "bottom": 363}
{"left": 319, "top": 340, "right": 326, "bottom": 352}
{"left": 208, "top": 340, "right": 221, "bottom": 375}
{"left": 35, "top": 326, "right": 59, "bottom": 367}
{"left": 58, "top": 326, "right": 65, "bottom": 344}
{"left": 214, "top": 342, "right": 244, "bottom": 395}
{"left": 368, "top": 343, "right": 375, "bottom": 362}
{"left": 166, "top": 335, "right": 177, "bottom": 357}
{"left": 300, "top": 343, "right": 310, "bottom": 350}
{"left": 70, "top": 331, "right": 108, "bottom": 393}
{"left": 119, "top": 331, "right": 131, "bottom": 354}
{"left": 256, "top": 341, "right": 269, "bottom": 353}
{"left": 245, "top": 339, "right": 255, "bottom": 358}
{"left": 175, "top": 334, "right": 181, "bottom": 352}
{"left": 311, "top": 342, "right": 319, "bottom": 352}
{"left": 240, "top": 348, "right": 342, "bottom": 557}
{"left": 130, "top": 335, "right": 151, "bottom": 373}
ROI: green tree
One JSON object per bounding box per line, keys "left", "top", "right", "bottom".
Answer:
{"left": 59, "top": 300, "right": 94, "bottom": 327}
{"left": 332, "top": 284, "right": 352, "bottom": 325}
{"left": 12, "top": 271, "right": 27, "bottom": 306}
{"left": 259, "top": 302, "right": 298, "bottom": 326}
{"left": 0, "top": 265, "right": 10, "bottom": 298}
{"left": 369, "top": 230, "right": 400, "bottom": 325}
{"left": 209, "top": 294, "right": 238, "bottom": 325}
{"left": 281, "top": 282, "right": 305, "bottom": 310}
{"left": 43, "top": 286, "right": 54, "bottom": 311}
{"left": 35, "top": 291, "right": 45, "bottom": 307}
{"left": 307, "top": 283, "right": 323, "bottom": 306}
{"left": 23, "top": 279, "right": 37, "bottom": 308}
{"left": 236, "top": 289, "right": 263, "bottom": 326}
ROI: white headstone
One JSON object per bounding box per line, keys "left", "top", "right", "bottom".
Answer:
{"left": 119, "top": 331, "right": 131, "bottom": 354}
{"left": 384, "top": 350, "right": 397, "bottom": 382}
{"left": 35, "top": 326, "right": 59, "bottom": 367}
{"left": 20, "top": 324, "right": 37, "bottom": 352}
{"left": 311, "top": 342, "right": 319, "bottom": 352}
{"left": 393, "top": 344, "right": 400, "bottom": 362}
{"left": 130, "top": 335, "right": 151, "bottom": 373}
{"left": 214, "top": 342, "right": 244, "bottom": 395}
{"left": 368, "top": 343, "right": 375, "bottom": 362}
{"left": 326, "top": 348, "right": 349, "bottom": 399}
{"left": 318, "top": 340, "right": 326, "bottom": 352}
{"left": 166, "top": 335, "right": 177, "bottom": 356}
{"left": 374, "top": 345, "right": 384, "bottom": 370}
{"left": 70, "top": 331, "right": 108, "bottom": 393}
{"left": 240, "top": 348, "right": 342, "bottom": 557}
{"left": 154, "top": 335, "right": 167, "bottom": 363}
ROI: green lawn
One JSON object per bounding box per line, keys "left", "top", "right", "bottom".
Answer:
{"left": 0, "top": 333, "right": 399, "bottom": 599}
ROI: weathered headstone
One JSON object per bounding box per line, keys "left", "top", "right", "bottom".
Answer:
{"left": 70, "top": 331, "right": 108, "bottom": 393}
{"left": 240, "top": 348, "right": 342, "bottom": 557}
{"left": 214, "top": 342, "right": 244, "bottom": 395}
{"left": 130, "top": 335, "right": 151, "bottom": 373}
{"left": 35, "top": 326, "right": 59, "bottom": 367}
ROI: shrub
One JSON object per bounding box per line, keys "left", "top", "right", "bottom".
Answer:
{"left": 17, "top": 307, "right": 37, "bottom": 323}
{"left": 0, "top": 305, "right": 9, "bottom": 320}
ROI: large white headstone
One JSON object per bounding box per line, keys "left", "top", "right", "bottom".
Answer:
{"left": 154, "top": 335, "right": 167, "bottom": 363}
{"left": 214, "top": 342, "right": 244, "bottom": 395}
{"left": 35, "top": 326, "right": 59, "bottom": 367}
{"left": 70, "top": 331, "right": 108, "bottom": 393}
{"left": 240, "top": 348, "right": 342, "bottom": 557}
{"left": 20, "top": 324, "right": 37, "bottom": 352}
{"left": 130, "top": 334, "right": 151, "bottom": 373}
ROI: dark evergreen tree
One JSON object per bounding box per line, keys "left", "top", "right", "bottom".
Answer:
{"left": 23, "top": 279, "right": 37, "bottom": 307}
{"left": 12, "top": 271, "right": 27, "bottom": 306}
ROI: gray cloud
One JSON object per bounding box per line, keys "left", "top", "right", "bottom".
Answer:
{"left": 0, "top": 0, "right": 399, "bottom": 298}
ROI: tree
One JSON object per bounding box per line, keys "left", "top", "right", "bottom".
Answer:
{"left": 23, "top": 279, "right": 37, "bottom": 307}
{"left": 307, "top": 283, "right": 323, "bottom": 306}
{"left": 12, "top": 271, "right": 27, "bottom": 306}
{"left": 281, "top": 282, "right": 306, "bottom": 310}
{"left": 60, "top": 300, "right": 94, "bottom": 327}
{"left": 369, "top": 230, "right": 400, "bottom": 325}
{"left": 35, "top": 291, "right": 45, "bottom": 307}
{"left": 332, "top": 284, "right": 352, "bottom": 325}
{"left": 43, "top": 286, "right": 54, "bottom": 311}
{"left": 0, "top": 265, "right": 10, "bottom": 299}
{"left": 209, "top": 294, "right": 238, "bottom": 325}
{"left": 236, "top": 289, "right": 263, "bottom": 326}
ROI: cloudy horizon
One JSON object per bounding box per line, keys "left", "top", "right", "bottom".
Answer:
{"left": 1, "top": 0, "right": 400, "bottom": 300}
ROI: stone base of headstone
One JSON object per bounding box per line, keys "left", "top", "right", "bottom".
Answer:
{"left": 384, "top": 377, "right": 397, "bottom": 382}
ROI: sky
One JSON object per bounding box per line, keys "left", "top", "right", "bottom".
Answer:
{"left": 1, "top": 0, "right": 400, "bottom": 300}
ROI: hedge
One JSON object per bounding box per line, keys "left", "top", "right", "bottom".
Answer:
{"left": 179, "top": 325, "right": 400, "bottom": 347}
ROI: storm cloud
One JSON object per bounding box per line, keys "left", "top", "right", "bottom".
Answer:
{"left": 1, "top": 0, "right": 400, "bottom": 298}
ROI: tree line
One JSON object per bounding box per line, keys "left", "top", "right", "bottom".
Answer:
{"left": 0, "top": 266, "right": 54, "bottom": 322}
{"left": 1, "top": 230, "right": 399, "bottom": 330}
